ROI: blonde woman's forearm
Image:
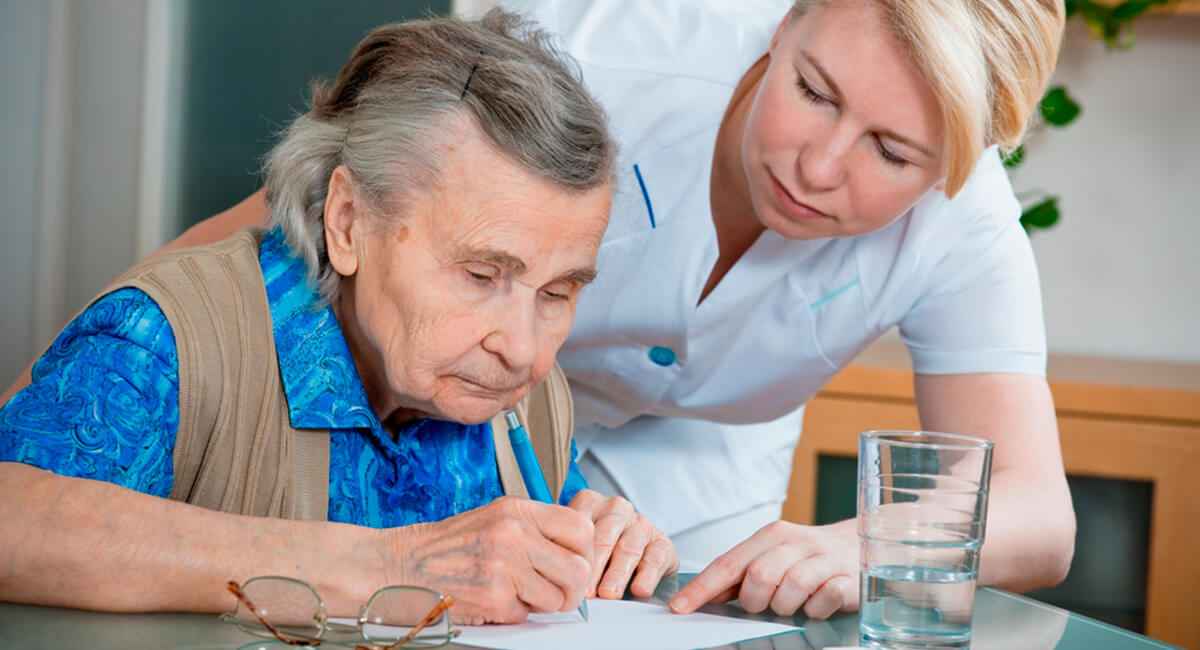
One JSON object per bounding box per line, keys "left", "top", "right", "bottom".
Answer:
{"left": 165, "top": 188, "right": 270, "bottom": 253}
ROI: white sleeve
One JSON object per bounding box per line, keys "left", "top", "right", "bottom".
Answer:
{"left": 898, "top": 199, "right": 1048, "bottom": 377}
{"left": 497, "top": 0, "right": 788, "bottom": 77}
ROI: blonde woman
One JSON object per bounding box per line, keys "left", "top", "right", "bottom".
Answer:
{"left": 1, "top": 0, "right": 1074, "bottom": 619}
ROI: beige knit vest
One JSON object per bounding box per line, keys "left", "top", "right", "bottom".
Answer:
{"left": 91, "top": 229, "right": 574, "bottom": 519}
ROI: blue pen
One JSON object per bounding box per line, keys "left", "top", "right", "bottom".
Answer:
{"left": 504, "top": 410, "right": 590, "bottom": 622}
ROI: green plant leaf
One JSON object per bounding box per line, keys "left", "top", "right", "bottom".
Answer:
{"left": 1040, "top": 87, "right": 1082, "bottom": 127}
{"left": 1104, "top": 16, "right": 1128, "bottom": 46}
{"left": 1003, "top": 145, "right": 1026, "bottom": 169}
{"left": 1021, "top": 197, "right": 1061, "bottom": 232}
{"left": 1113, "top": 0, "right": 1156, "bottom": 20}
{"left": 1079, "top": 2, "right": 1111, "bottom": 26}
{"left": 1077, "top": 2, "right": 1114, "bottom": 41}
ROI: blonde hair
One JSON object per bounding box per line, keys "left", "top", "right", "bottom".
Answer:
{"left": 792, "top": 0, "right": 1065, "bottom": 196}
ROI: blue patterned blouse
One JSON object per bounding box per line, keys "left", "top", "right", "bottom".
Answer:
{"left": 0, "top": 228, "right": 587, "bottom": 527}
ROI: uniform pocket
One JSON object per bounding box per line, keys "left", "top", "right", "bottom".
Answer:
{"left": 787, "top": 268, "right": 869, "bottom": 372}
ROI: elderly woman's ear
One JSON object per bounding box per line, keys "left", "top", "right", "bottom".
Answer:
{"left": 323, "top": 165, "right": 363, "bottom": 278}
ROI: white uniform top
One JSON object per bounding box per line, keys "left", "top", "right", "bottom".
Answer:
{"left": 503, "top": 0, "right": 1047, "bottom": 539}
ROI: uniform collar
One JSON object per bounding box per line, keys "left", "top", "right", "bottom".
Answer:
{"left": 259, "top": 228, "right": 380, "bottom": 431}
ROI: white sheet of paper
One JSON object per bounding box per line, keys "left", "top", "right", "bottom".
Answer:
{"left": 454, "top": 599, "right": 798, "bottom": 650}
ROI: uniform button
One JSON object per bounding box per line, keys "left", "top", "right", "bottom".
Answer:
{"left": 648, "top": 346, "right": 676, "bottom": 367}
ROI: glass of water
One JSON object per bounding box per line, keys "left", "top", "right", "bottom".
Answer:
{"left": 858, "top": 430, "right": 994, "bottom": 649}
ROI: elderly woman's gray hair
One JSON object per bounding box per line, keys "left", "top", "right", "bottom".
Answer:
{"left": 264, "top": 8, "right": 616, "bottom": 303}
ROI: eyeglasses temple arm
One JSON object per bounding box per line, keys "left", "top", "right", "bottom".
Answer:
{"left": 389, "top": 595, "right": 455, "bottom": 648}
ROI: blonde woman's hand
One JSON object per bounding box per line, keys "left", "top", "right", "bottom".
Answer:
{"left": 668, "top": 520, "right": 859, "bottom": 619}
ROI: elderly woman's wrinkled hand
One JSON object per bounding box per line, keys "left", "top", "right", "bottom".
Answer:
{"left": 394, "top": 496, "right": 594, "bottom": 625}
{"left": 568, "top": 489, "right": 679, "bottom": 600}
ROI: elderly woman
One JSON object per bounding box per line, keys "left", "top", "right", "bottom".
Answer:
{"left": 0, "top": 10, "right": 676, "bottom": 625}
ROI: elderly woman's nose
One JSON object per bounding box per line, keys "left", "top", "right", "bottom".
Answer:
{"left": 481, "top": 304, "right": 539, "bottom": 371}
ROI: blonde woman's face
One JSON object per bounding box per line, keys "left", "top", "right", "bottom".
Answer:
{"left": 740, "top": 1, "right": 947, "bottom": 239}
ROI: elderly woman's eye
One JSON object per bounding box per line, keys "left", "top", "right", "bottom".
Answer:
{"left": 542, "top": 286, "right": 571, "bottom": 301}
{"left": 465, "top": 265, "right": 499, "bottom": 285}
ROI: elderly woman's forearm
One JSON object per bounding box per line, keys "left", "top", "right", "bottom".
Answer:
{"left": 0, "top": 463, "right": 389, "bottom": 614}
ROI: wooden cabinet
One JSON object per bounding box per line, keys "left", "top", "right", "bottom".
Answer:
{"left": 783, "top": 342, "right": 1200, "bottom": 647}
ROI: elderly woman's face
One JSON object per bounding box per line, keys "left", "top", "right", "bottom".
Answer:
{"left": 324, "top": 122, "right": 611, "bottom": 425}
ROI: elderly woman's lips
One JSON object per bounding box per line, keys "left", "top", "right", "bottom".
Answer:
{"left": 454, "top": 375, "right": 525, "bottom": 393}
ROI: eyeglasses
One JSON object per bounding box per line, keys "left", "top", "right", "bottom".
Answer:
{"left": 222, "top": 576, "right": 460, "bottom": 649}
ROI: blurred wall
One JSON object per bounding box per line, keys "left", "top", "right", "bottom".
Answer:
{"left": 62, "top": 1, "right": 147, "bottom": 317}
{"left": 0, "top": 2, "right": 48, "bottom": 387}
{"left": 1021, "top": 17, "right": 1200, "bottom": 363}
{"left": 0, "top": 0, "right": 152, "bottom": 387}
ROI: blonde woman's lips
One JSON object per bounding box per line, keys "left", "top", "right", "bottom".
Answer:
{"left": 768, "top": 170, "right": 832, "bottom": 221}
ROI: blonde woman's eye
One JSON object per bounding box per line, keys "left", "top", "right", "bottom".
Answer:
{"left": 876, "top": 139, "right": 909, "bottom": 168}
{"left": 797, "top": 75, "right": 830, "bottom": 105}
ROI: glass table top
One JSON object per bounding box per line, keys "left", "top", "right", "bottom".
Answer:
{"left": 0, "top": 573, "right": 1177, "bottom": 649}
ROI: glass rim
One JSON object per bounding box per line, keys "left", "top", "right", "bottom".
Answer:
{"left": 861, "top": 429, "right": 994, "bottom": 451}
